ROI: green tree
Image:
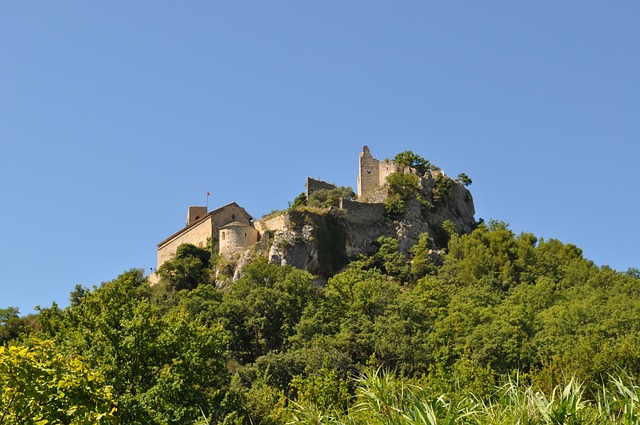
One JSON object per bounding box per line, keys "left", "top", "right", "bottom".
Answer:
{"left": 386, "top": 172, "right": 420, "bottom": 198}
{"left": 410, "top": 232, "right": 438, "bottom": 278}
{"left": 157, "top": 256, "right": 211, "bottom": 291}
{"left": 383, "top": 195, "right": 406, "bottom": 219}
{"left": 313, "top": 266, "right": 401, "bottom": 365}
{"left": 48, "top": 270, "right": 228, "bottom": 424}
{"left": 432, "top": 173, "right": 453, "bottom": 205}
{"left": 157, "top": 243, "right": 212, "bottom": 290}
{"left": 457, "top": 172, "right": 472, "bottom": 186}
{"left": 441, "top": 221, "right": 518, "bottom": 288}
{"left": 0, "top": 338, "right": 117, "bottom": 424}
{"left": 289, "top": 192, "right": 307, "bottom": 210}
{"left": 218, "top": 260, "right": 317, "bottom": 363}
{"left": 384, "top": 172, "right": 420, "bottom": 219}
{"left": 175, "top": 242, "right": 211, "bottom": 267}
{"left": 393, "top": 151, "right": 431, "bottom": 175}
{"left": 0, "top": 307, "right": 25, "bottom": 345}
{"left": 69, "top": 284, "right": 88, "bottom": 307}
{"left": 290, "top": 360, "right": 349, "bottom": 411}
{"left": 371, "top": 236, "right": 412, "bottom": 283}
{"left": 441, "top": 219, "right": 457, "bottom": 236}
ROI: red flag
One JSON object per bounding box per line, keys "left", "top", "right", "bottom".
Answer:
{"left": 207, "top": 192, "right": 211, "bottom": 196}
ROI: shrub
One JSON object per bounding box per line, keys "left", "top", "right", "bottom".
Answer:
{"left": 384, "top": 195, "right": 406, "bottom": 219}
{"left": 176, "top": 243, "right": 211, "bottom": 267}
{"left": 0, "top": 339, "right": 118, "bottom": 424}
{"left": 307, "top": 186, "right": 355, "bottom": 209}
{"left": 410, "top": 232, "right": 438, "bottom": 278}
{"left": 260, "top": 209, "right": 286, "bottom": 221}
{"left": 441, "top": 220, "right": 456, "bottom": 236}
{"left": 418, "top": 196, "right": 434, "bottom": 217}
{"left": 157, "top": 256, "right": 211, "bottom": 291}
{"left": 289, "top": 192, "right": 307, "bottom": 210}
{"left": 432, "top": 174, "right": 452, "bottom": 205}
{"left": 457, "top": 172, "right": 472, "bottom": 186}
{"left": 386, "top": 172, "right": 420, "bottom": 198}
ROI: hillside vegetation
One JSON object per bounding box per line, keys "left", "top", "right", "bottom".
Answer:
{"left": 2, "top": 220, "right": 640, "bottom": 423}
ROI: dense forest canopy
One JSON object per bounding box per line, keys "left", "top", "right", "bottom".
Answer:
{"left": 2, "top": 153, "right": 640, "bottom": 423}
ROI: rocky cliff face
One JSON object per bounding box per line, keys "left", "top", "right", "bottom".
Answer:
{"left": 420, "top": 171, "right": 476, "bottom": 235}
{"left": 267, "top": 210, "right": 348, "bottom": 280}
{"left": 267, "top": 170, "right": 476, "bottom": 279}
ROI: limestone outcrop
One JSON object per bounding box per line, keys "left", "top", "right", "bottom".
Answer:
{"left": 268, "top": 210, "right": 347, "bottom": 279}
{"left": 266, "top": 163, "right": 476, "bottom": 279}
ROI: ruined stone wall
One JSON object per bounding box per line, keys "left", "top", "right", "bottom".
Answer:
{"left": 306, "top": 177, "right": 337, "bottom": 198}
{"left": 339, "top": 198, "right": 395, "bottom": 257}
{"left": 378, "top": 159, "right": 403, "bottom": 187}
{"left": 340, "top": 198, "right": 387, "bottom": 217}
{"left": 157, "top": 216, "right": 213, "bottom": 268}
{"left": 254, "top": 213, "right": 290, "bottom": 233}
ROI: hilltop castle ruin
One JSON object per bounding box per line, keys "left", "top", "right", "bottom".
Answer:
{"left": 155, "top": 146, "right": 476, "bottom": 274}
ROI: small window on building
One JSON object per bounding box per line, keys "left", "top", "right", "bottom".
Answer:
{"left": 221, "top": 232, "right": 226, "bottom": 240}
{"left": 244, "top": 233, "right": 247, "bottom": 237}
{"left": 232, "top": 214, "right": 236, "bottom": 220}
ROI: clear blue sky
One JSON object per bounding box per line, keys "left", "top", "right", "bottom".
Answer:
{"left": 1, "top": 2, "right": 638, "bottom": 315}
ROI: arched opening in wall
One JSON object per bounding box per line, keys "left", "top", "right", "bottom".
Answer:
{"left": 232, "top": 214, "right": 236, "bottom": 220}
{"left": 221, "top": 232, "right": 226, "bottom": 241}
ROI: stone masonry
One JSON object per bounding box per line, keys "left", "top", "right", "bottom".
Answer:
{"left": 357, "top": 146, "right": 404, "bottom": 199}
{"left": 157, "top": 202, "right": 253, "bottom": 267}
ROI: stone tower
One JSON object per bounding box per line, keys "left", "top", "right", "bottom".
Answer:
{"left": 219, "top": 221, "right": 259, "bottom": 258}
{"left": 357, "top": 146, "right": 403, "bottom": 199}
{"left": 357, "top": 146, "right": 380, "bottom": 198}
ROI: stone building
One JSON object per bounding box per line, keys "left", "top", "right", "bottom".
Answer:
{"left": 157, "top": 202, "right": 254, "bottom": 268}
{"left": 219, "top": 221, "right": 259, "bottom": 258}
{"left": 357, "top": 146, "right": 404, "bottom": 199}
